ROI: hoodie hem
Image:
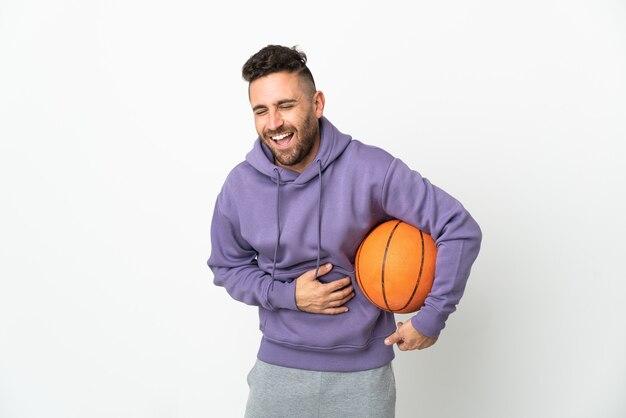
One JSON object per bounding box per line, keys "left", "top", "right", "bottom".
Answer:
{"left": 257, "top": 336, "right": 395, "bottom": 372}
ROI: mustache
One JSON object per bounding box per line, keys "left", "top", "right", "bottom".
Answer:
{"left": 264, "top": 127, "right": 294, "bottom": 137}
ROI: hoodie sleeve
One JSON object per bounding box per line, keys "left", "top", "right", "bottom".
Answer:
{"left": 208, "top": 192, "right": 298, "bottom": 312}
{"left": 381, "top": 158, "right": 482, "bottom": 337}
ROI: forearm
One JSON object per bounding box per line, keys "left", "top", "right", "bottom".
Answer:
{"left": 211, "top": 263, "right": 297, "bottom": 311}
{"left": 411, "top": 228, "right": 481, "bottom": 337}
{"left": 209, "top": 195, "right": 298, "bottom": 312}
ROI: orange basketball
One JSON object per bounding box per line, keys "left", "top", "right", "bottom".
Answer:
{"left": 355, "top": 220, "right": 437, "bottom": 313}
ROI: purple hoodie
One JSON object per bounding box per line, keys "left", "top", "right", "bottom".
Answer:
{"left": 208, "top": 117, "right": 481, "bottom": 372}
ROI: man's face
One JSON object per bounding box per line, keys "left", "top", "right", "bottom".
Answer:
{"left": 249, "top": 71, "right": 325, "bottom": 173}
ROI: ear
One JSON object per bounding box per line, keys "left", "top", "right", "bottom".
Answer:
{"left": 313, "top": 91, "right": 325, "bottom": 118}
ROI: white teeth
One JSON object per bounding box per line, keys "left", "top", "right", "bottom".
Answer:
{"left": 271, "top": 132, "right": 292, "bottom": 141}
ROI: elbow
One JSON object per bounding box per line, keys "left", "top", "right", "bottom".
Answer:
{"left": 468, "top": 215, "right": 483, "bottom": 256}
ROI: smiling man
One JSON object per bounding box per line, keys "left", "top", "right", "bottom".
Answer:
{"left": 208, "top": 45, "right": 482, "bottom": 418}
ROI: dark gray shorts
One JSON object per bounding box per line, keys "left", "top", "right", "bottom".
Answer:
{"left": 244, "top": 359, "right": 396, "bottom": 418}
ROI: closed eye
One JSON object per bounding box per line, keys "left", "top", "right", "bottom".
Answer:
{"left": 277, "top": 99, "right": 297, "bottom": 109}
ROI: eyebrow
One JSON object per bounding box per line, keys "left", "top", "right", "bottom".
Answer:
{"left": 252, "top": 99, "right": 298, "bottom": 112}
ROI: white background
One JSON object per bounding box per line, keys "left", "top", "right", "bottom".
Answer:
{"left": 1, "top": 1, "right": 625, "bottom": 417}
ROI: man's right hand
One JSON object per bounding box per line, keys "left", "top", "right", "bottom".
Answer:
{"left": 295, "top": 263, "right": 354, "bottom": 314}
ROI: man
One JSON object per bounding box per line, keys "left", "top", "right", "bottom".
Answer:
{"left": 208, "top": 45, "right": 482, "bottom": 418}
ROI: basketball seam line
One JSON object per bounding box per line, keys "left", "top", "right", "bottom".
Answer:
{"left": 399, "top": 228, "right": 425, "bottom": 311}
{"left": 381, "top": 220, "right": 403, "bottom": 312}
{"left": 382, "top": 222, "right": 425, "bottom": 312}
{"left": 355, "top": 243, "right": 373, "bottom": 306}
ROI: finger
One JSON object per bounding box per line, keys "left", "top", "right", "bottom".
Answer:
{"left": 327, "top": 291, "right": 354, "bottom": 307}
{"left": 339, "top": 290, "right": 355, "bottom": 304}
{"left": 418, "top": 337, "right": 438, "bottom": 350}
{"left": 329, "top": 285, "right": 354, "bottom": 300}
{"left": 303, "top": 263, "right": 332, "bottom": 281}
{"left": 327, "top": 277, "right": 352, "bottom": 292}
{"left": 384, "top": 332, "right": 402, "bottom": 346}
{"left": 400, "top": 341, "right": 417, "bottom": 351}
{"left": 314, "top": 263, "right": 333, "bottom": 278}
{"left": 320, "top": 306, "right": 349, "bottom": 315}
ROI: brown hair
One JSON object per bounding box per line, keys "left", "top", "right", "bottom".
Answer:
{"left": 242, "top": 45, "right": 316, "bottom": 93}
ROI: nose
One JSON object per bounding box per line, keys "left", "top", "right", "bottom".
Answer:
{"left": 267, "top": 109, "right": 284, "bottom": 131}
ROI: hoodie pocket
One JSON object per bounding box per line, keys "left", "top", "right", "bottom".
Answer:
{"left": 260, "top": 273, "right": 395, "bottom": 351}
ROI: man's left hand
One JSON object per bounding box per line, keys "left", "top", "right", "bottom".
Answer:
{"left": 384, "top": 320, "right": 438, "bottom": 351}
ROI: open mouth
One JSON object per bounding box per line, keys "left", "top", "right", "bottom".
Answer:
{"left": 270, "top": 132, "right": 294, "bottom": 147}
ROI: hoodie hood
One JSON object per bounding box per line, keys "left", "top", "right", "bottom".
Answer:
{"left": 245, "top": 116, "right": 352, "bottom": 183}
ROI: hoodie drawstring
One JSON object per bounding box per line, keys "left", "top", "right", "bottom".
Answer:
{"left": 314, "top": 160, "right": 322, "bottom": 279}
{"left": 271, "top": 168, "right": 281, "bottom": 280}
{"left": 270, "top": 162, "right": 323, "bottom": 282}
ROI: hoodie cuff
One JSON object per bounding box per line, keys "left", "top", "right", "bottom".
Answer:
{"left": 410, "top": 305, "right": 447, "bottom": 338}
{"left": 267, "top": 280, "right": 298, "bottom": 311}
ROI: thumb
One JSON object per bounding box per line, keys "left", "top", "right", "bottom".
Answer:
{"left": 384, "top": 330, "right": 402, "bottom": 346}
{"left": 385, "top": 322, "right": 406, "bottom": 346}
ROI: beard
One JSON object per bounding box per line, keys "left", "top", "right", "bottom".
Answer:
{"left": 264, "top": 112, "right": 319, "bottom": 168}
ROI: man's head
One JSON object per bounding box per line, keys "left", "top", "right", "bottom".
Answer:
{"left": 242, "top": 45, "right": 325, "bottom": 174}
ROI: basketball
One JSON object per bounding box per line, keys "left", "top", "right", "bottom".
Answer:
{"left": 355, "top": 220, "right": 437, "bottom": 313}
